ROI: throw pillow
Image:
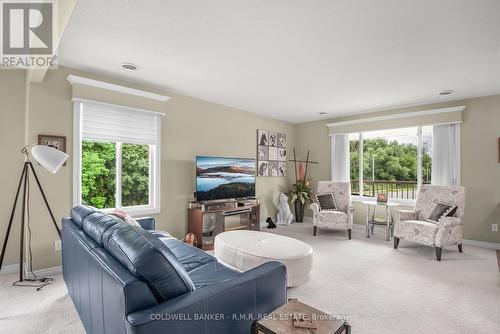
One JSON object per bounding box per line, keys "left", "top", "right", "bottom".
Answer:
{"left": 315, "top": 193, "right": 337, "bottom": 211}
{"left": 446, "top": 206, "right": 458, "bottom": 217}
{"left": 427, "top": 202, "right": 456, "bottom": 223}
{"left": 110, "top": 208, "right": 142, "bottom": 227}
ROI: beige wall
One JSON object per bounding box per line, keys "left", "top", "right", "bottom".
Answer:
{"left": 296, "top": 97, "right": 500, "bottom": 243}
{"left": 0, "top": 67, "right": 296, "bottom": 270}
{"left": 0, "top": 70, "right": 27, "bottom": 268}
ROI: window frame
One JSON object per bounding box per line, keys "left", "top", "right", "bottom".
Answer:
{"left": 348, "top": 125, "right": 428, "bottom": 205}
{"left": 73, "top": 99, "right": 161, "bottom": 216}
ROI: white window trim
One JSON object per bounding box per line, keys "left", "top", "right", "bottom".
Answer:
{"left": 347, "top": 125, "right": 429, "bottom": 205}
{"left": 73, "top": 99, "right": 161, "bottom": 216}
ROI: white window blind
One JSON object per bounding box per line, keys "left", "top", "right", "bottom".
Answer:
{"left": 81, "top": 100, "right": 160, "bottom": 145}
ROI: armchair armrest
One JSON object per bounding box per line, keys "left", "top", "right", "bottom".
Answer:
{"left": 438, "top": 216, "right": 462, "bottom": 229}
{"left": 435, "top": 216, "right": 464, "bottom": 248}
{"left": 126, "top": 262, "right": 287, "bottom": 333}
{"left": 310, "top": 203, "right": 320, "bottom": 213}
{"left": 136, "top": 217, "right": 155, "bottom": 230}
{"left": 347, "top": 205, "right": 355, "bottom": 214}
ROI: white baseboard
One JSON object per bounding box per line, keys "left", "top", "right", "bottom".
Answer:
{"left": 462, "top": 239, "right": 500, "bottom": 250}
{"left": 0, "top": 263, "right": 62, "bottom": 277}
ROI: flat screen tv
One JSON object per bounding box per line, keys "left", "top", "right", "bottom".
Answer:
{"left": 196, "top": 156, "right": 256, "bottom": 201}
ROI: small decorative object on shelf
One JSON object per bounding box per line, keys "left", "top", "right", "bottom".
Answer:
{"left": 287, "top": 149, "right": 317, "bottom": 223}
{"left": 183, "top": 233, "right": 198, "bottom": 247}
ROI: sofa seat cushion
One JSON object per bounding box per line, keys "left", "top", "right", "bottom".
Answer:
{"left": 188, "top": 261, "right": 240, "bottom": 289}
{"left": 396, "top": 220, "right": 439, "bottom": 246}
{"left": 160, "top": 238, "right": 216, "bottom": 272}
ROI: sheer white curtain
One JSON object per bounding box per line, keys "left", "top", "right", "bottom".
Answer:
{"left": 432, "top": 123, "right": 461, "bottom": 186}
{"left": 331, "top": 134, "right": 350, "bottom": 182}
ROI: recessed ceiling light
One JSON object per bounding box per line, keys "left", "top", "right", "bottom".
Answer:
{"left": 439, "top": 89, "right": 454, "bottom": 96}
{"left": 319, "top": 112, "right": 329, "bottom": 115}
{"left": 121, "top": 63, "right": 137, "bottom": 71}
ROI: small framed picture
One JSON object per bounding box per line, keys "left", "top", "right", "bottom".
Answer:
{"left": 38, "top": 134, "right": 66, "bottom": 152}
{"left": 258, "top": 161, "right": 268, "bottom": 176}
{"left": 268, "top": 146, "right": 278, "bottom": 161}
{"left": 278, "top": 162, "right": 287, "bottom": 176}
{"left": 38, "top": 134, "right": 67, "bottom": 166}
{"left": 258, "top": 145, "right": 269, "bottom": 160}
{"left": 377, "top": 193, "right": 388, "bottom": 203}
{"left": 269, "top": 132, "right": 278, "bottom": 147}
{"left": 277, "top": 133, "right": 286, "bottom": 148}
{"left": 268, "top": 161, "right": 278, "bottom": 176}
{"left": 258, "top": 130, "right": 268, "bottom": 146}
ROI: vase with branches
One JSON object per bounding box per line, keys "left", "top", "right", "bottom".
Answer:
{"left": 287, "top": 155, "right": 313, "bottom": 222}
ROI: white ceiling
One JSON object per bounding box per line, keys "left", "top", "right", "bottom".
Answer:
{"left": 58, "top": 0, "right": 500, "bottom": 123}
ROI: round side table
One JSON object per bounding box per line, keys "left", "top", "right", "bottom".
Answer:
{"left": 361, "top": 200, "right": 399, "bottom": 241}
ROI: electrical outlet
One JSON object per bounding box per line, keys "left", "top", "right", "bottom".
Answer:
{"left": 55, "top": 240, "right": 62, "bottom": 251}
{"left": 492, "top": 224, "right": 498, "bottom": 232}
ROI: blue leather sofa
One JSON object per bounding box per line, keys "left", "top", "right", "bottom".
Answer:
{"left": 62, "top": 206, "right": 287, "bottom": 334}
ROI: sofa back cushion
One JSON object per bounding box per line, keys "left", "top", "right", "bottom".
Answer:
{"left": 103, "top": 224, "right": 196, "bottom": 301}
{"left": 83, "top": 211, "right": 123, "bottom": 246}
{"left": 74, "top": 206, "right": 196, "bottom": 302}
{"left": 70, "top": 205, "right": 96, "bottom": 228}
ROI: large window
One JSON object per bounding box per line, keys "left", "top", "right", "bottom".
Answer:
{"left": 74, "top": 100, "right": 161, "bottom": 215}
{"left": 349, "top": 126, "right": 432, "bottom": 201}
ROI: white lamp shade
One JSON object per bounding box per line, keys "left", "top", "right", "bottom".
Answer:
{"left": 31, "top": 145, "right": 69, "bottom": 174}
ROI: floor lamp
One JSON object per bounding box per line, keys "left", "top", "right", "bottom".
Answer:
{"left": 0, "top": 145, "right": 69, "bottom": 289}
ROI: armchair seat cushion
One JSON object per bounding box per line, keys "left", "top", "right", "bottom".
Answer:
{"left": 395, "top": 220, "right": 439, "bottom": 246}
{"left": 317, "top": 210, "right": 347, "bottom": 227}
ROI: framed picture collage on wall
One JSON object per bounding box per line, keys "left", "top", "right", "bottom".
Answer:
{"left": 257, "top": 129, "right": 287, "bottom": 177}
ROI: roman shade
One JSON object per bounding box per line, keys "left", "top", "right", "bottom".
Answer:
{"left": 79, "top": 100, "right": 160, "bottom": 145}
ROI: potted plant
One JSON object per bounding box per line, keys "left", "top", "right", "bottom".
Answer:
{"left": 287, "top": 161, "right": 312, "bottom": 222}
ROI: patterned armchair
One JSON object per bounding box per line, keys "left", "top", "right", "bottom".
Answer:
{"left": 310, "top": 181, "right": 355, "bottom": 239}
{"left": 393, "top": 185, "right": 466, "bottom": 261}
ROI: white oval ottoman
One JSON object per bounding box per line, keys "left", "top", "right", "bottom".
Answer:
{"left": 214, "top": 230, "right": 313, "bottom": 287}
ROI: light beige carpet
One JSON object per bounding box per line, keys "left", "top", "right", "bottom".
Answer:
{"left": 0, "top": 223, "right": 498, "bottom": 334}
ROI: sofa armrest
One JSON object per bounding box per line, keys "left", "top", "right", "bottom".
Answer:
{"left": 126, "top": 261, "right": 287, "bottom": 333}
{"left": 347, "top": 205, "right": 356, "bottom": 214}
{"left": 136, "top": 217, "right": 155, "bottom": 230}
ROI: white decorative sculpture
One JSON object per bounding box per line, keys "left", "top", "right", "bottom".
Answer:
{"left": 277, "top": 193, "right": 293, "bottom": 225}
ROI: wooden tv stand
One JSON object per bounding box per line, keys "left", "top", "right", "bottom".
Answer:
{"left": 187, "top": 199, "right": 260, "bottom": 251}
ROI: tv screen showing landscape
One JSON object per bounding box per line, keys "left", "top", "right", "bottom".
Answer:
{"left": 196, "top": 156, "right": 256, "bottom": 201}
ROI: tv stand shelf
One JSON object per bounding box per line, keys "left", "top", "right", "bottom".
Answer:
{"left": 188, "top": 199, "right": 260, "bottom": 251}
